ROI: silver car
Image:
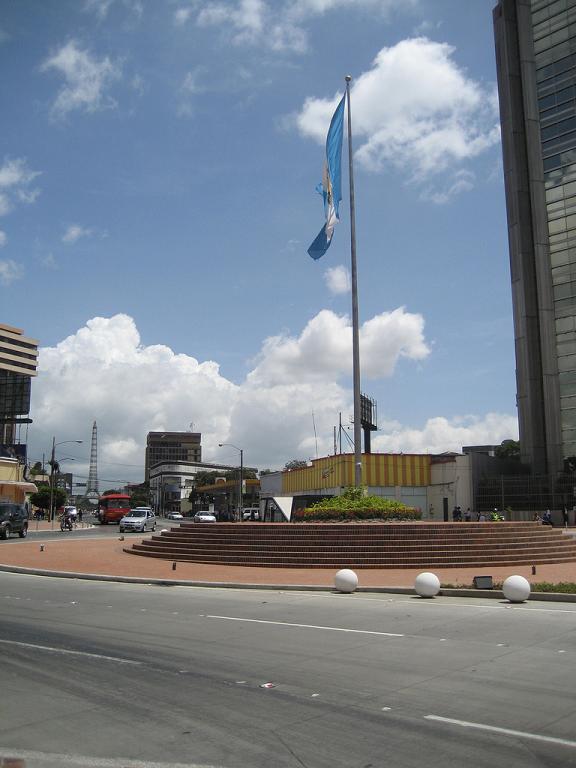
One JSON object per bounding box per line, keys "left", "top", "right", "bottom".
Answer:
{"left": 193, "top": 511, "right": 217, "bottom": 523}
{"left": 119, "top": 508, "right": 156, "bottom": 533}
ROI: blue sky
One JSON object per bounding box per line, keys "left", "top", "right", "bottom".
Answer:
{"left": 1, "top": 0, "right": 517, "bottom": 486}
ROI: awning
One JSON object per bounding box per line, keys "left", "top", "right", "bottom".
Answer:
{"left": 271, "top": 496, "right": 293, "bottom": 522}
{"left": 0, "top": 481, "right": 38, "bottom": 493}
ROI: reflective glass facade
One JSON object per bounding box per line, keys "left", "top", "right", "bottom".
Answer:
{"left": 494, "top": 0, "right": 574, "bottom": 473}
{"left": 0, "top": 371, "right": 30, "bottom": 417}
{"left": 145, "top": 431, "right": 202, "bottom": 480}
{"left": 534, "top": 0, "right": 576, "bottom": 459}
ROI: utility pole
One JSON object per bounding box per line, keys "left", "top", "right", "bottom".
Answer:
{"left": 49, "top": 436, "right": 56, "bottom": 522}
{"left": 239, "top": 449, "right": 244, "bottom": 521}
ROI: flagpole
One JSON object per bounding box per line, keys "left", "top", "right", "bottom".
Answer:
{"left": 345, "top": 75, "right": 362, "bottom": 488}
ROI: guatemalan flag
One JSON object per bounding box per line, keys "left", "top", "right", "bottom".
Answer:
{"left": 307, "top": 94, "right": 346, "bottom": 260}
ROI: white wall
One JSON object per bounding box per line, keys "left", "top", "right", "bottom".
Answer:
{"left": 428, "top": 455, "right": 473, "bottom": 519}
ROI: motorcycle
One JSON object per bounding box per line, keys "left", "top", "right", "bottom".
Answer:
{"left": 60, "top": 515, "right": 74, "bottom": 531}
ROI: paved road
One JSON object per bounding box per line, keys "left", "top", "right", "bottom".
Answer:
{"left": 2, "top": 572, "right": 576, "bottom": 767}
{"left": 10, "top": 517, "right": 178, "bottom": 542}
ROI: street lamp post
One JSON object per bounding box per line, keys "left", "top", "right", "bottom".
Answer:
{"left": 219, "top": 443, "right": 243, "bottom": 521}
{"left": 49, "top": 437, "right": 83, "bottom": 522}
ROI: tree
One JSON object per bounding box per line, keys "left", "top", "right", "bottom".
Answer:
{"left": 130, "top": 482, "right": 150, "bottom": 508}
{"left": 29, "top": 461, "right": 43, "bottom": 476}
{"left": 494, "top": 440, "right": 520, "bottom": 460}
{"left": 193, "top": 469, "right": 257, "bottom": 486}
{"left": 284, "top": 459, "right": 308, "bottom": 471}
{"left": 193, "top": 471, "right": 223, "bottom": 487}
{"left": 30, "top": 485, "right": 67, "bottom": 512}
{"left": 102, "top": 489, "right": 122, "bottom": 496}
{"left": 226, "top": 468, "right": 257, "bottom": 481}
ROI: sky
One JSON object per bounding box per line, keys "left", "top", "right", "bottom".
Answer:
{"left": 1, "top": 0, "right": 519, "bottom": 488}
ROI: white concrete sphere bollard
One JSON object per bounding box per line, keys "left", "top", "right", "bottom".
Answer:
{"left": 502, "top": 575, "right": 531, "bottom": 603}
{"left": 334, "top": 569, "right": 359, "bottom": 593}
{"left": 414, "top": 572, "right": 441, "bottom": 598}
{"left": 160, "top": 528, "right": 169, "bottom": 534}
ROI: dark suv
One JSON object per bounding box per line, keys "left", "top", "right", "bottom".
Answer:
{"left": 0, "top": 502, "right": 29, "bottom": 540}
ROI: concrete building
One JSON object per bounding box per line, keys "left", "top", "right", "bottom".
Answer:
{"left": 0, "top": 322, "right": 38, "bottom": 455}
{"left": 145, "top": 431, "right": 202, "bottom": 481}
{"left": 259, "top": 453, "right": 475, "bottom": 522}
{"left": 494, "top": 0, "right": 576, "bottom": 475}
{"left": 149, "top": 460, "right": 236, "bottom": 515}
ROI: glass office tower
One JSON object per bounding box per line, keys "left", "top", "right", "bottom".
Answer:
{"left": 494, "top": 0, "right": 576, "bottom": 475}
{"left": 0, "top": 323, "right": 38, "bottom": 452}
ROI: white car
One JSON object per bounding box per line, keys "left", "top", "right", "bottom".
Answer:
{"left": 119, "top": 508, "right": 156, "bottom": 533}
{"left": 242, "top": 507, "right": 260, "bottom": 521}
{"left": 193, "top": 511, "right": 217, "bottom": 523}
{"left": 166, "top": 511, "right": 184, "bottom": 521}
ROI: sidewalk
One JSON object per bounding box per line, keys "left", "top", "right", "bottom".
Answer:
{"left": 1, "top": 525, "right": 575, "bottom": 590}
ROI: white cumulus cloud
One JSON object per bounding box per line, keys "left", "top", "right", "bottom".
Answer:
{"left": 248, "top": 308, "right": 429, "bottom": 386}
{"left": 296, "top": 38, "right": 499, "bottom": 194}
{"left": 373, "top": 413, "right": 519, "bottom": 455}
{"left": 41, "top": 40, "right": 122, "bottom": 118}
{"left": 324, "top": 265, "right": 350, "bottom": 295}
{"left": 187, "top": 0, "right": 416, "bottom": 52}
{"left": 31, "top": 314, "right": 237, "bottom": 481}
{"left": 28, "top": 312, "right": 515, "bottom": 479}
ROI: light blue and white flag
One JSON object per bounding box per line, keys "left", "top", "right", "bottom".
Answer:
{"left": 308, "top": 94, "right": 346, "bottom": 260}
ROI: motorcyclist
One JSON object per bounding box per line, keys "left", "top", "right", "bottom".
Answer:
{"left": 60, "top": 506, "right": 77, "bottom": 531}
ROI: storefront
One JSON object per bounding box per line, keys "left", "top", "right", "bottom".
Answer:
{"left": 0, "top": 457, "right": 37, "bottom": 504}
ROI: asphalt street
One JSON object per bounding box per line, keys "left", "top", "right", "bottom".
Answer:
{"left": 16, "top": 518, "right": 174, "bottom": 541}
{"left": 1, "top": 572, "right": 576, "bottom": 768}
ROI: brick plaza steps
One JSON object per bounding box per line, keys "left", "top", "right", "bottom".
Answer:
{"left": 124, "top": 521, "right": 576, "bottom": 569}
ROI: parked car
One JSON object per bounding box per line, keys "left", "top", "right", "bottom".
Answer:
{"left": 166, "top": 511, "right": 184, "bottom": 521}
{"left": 242, "top": 507, "right": 260, "bottom": 521}
{"left": 193, "top": 511, "right": 217, "bottom": 523}
{"left": 119, "top": 508, "right": 156, "bottom": 533}
{"left": 0, "top": 502, "right": 29, "bottom": 540}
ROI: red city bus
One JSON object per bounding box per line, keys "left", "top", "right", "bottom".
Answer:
{"left": 97, "top": 494, "right": 131, "bottom": 524}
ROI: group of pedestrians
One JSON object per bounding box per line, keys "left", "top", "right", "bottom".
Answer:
{"left": 452, "top": 506, "right": 505, "bottom": 522}
{"left": 451, "top": 505, "right": 574, "bottom": 526}
{"left": 533, "top": 507, "right": 572, "bottom": 527}
{"left": 451, "top": 506, "right": 475, "bottom": 522}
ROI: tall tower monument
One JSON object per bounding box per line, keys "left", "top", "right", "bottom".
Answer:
{"left": 86, "top": 420, "right": 99, "bottom": 505}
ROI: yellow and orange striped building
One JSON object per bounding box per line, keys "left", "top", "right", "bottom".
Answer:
{"left": 281, "top": 454, "right": 431, "bottom": 494}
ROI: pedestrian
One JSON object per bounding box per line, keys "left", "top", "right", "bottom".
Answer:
{"left": 542, "top": 509, "right": 553, "bottom": 526}
{"left": 464, "top": 508, "right": 472, "bottom": 522}
{"left": 562, "top": 506, "right": 569, "bottom": 528}
{"left": 78, "top": 509, "right": 83, "bottom": 523}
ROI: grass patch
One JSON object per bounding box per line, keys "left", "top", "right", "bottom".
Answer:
{"left": 441, "top": 581, "right": 576, "bottom": 593}
{"left": 531, "top": 582, "right": 576, "bottom": 593}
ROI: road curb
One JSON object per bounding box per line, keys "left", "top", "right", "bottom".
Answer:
{"left": 1, "top": 562, "right": 576, "bottom": 601}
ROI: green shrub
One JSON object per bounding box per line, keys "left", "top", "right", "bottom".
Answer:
{"left": 293, "top": 487, "right": 421, "bottom": 522}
